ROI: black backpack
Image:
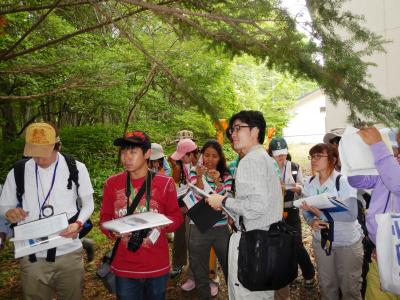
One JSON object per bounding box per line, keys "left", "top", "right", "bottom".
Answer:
{"left": 13, "top": 153, "right": 93, "bottom": 262}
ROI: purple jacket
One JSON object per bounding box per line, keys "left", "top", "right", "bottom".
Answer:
{"left": 347, "top": 141, "right": 400, "bottom": 244}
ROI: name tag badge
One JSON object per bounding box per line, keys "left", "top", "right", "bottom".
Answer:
{"left": 148, "top": 228, "right": 160, "bottom": 244}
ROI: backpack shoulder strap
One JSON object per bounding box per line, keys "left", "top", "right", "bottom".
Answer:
{"left": 291, "top": 162, "right": 299, "bottom": 170}
{"left": 335, "top": 174, "right": 342, "bottom": 192}
{"left": 290, "top": 162, "right": 299, "bottom": 182}
{"left": 61, "top": 153, "right": 79, "bottom": 191}
{"left": 13, "top": 158, "right": 29, "bottom": 207}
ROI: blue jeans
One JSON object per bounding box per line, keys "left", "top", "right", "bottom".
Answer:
{"left": 115, "top": 273, "right": 169, "bottom": 300}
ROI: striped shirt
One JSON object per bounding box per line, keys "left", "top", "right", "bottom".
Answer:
{"left": 189, "top": 167, "right": 233, "bottom": 226}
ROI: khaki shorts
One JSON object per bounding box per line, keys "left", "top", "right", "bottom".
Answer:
{"left": 20, "top": 248, "right": 84, "bottom": 300}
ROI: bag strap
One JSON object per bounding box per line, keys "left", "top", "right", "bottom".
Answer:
{"left": 239, "top": 216, "right": 245, "bottom": 232}
{"left": 13, "top": 158, "right": 29, "bottom": 207}
{"left": 62, "top": 153, "right": 79, "bottom": 192}
{"left": 61, "top": 153, "right": 84, "bottom": 216}
{"left": 126, "top": 170, "right": 155, "bottom": 215}
{"left": 318, "top": 174, "right": 341, "bottom": 256}
{"left": 109, "top": 170, "right": 155, "bottom": 263}
{"left": 335, "top": 174, "right": 342, "bottom": 192}
{"left": 320, "top": 210, "right": 334, "bottom": 255}
{"left": 290, "top": 162, "right": 299, "bottom": 182}
{"left": 383, "top": 192, "right": 391, "bottom": 213}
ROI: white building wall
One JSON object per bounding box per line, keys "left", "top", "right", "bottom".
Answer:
{"left": 283, "top": 90, "right": 326, "bottom": 143}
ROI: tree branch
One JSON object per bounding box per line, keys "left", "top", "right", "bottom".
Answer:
{"left": 0, "top": 80, "right": 119, "bottom": 102}
{"left": 120, "top": 0, "right": 280, "bottom": 24}
{"left": 0, "top": 0, "right": 178, "bottom": 61}
{"left": 0, "top": 10, "right": 140, "bottom": 61}
{"left": 123, "top": 63, "right": 158, "bottom": 133}
{"left": 0, "top": 60, "right": 68, "bottom": 74}
{"left": 94, "top": 2, "right": 219, "bottom": 120}
{"left": 0, "top": 1, "right": 104, "bottom": 15}
{"left": 0, "top": 0, "right": 63, "bottom": 60}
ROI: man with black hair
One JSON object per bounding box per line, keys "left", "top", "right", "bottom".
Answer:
{"left": 207, "top": 110, "right": 283, "bottom": 300}
{"left": 100, "top": 130, "right": 183, "bottom": 300}
{"left": 0, "top": 122, "right": 94, "bottom": 300}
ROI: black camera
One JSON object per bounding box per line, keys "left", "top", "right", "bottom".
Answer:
{"left": 127, "top": 229, "right": 150, "bottom": 252}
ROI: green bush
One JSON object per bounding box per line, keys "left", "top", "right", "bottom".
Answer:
{"left": 0, "top": 123, "right": 224, "bottom": 206}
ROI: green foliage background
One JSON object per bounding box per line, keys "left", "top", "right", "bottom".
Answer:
{"left": 0, "top": 4, "right": 319, "bottom": 196}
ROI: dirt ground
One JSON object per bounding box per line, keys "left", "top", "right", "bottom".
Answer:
{"left": 165, "top": 219, "right": 320, "bottom": 300}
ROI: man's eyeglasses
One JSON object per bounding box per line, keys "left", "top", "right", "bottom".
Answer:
{"left": 308, "top": 154, "right": 328, "bottom": 160}
{"left": 228, "top": 125, "right": 253, "bottom": 135}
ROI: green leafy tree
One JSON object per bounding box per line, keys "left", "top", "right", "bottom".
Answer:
{"left": 231, "top": 55, "right": 317, "bottom": 133}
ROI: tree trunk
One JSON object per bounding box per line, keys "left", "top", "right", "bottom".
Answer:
{"left": 0, "top": 102, "right": 17, "bottom": 141}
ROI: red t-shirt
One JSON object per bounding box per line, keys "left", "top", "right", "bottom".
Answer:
{"left": 100, "top": 171, "right": 183, "bottom": 278}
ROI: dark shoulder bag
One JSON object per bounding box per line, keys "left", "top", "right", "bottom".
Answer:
{"left": 96, "top": 171, "right": 154, "bottom": 294}
{"left": 237, "top": 218, "right": 298, "bottom": 291}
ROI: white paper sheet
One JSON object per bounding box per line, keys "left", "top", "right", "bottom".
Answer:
{"left": 339, "top": 126, "right": 394, "bottom": 176}
{"left": 188, "top": 183, "right": 212, "bottom": 197}
{"left": 177, "top": 185, "right": 189, "bottom": 198}
{"left": 284, "top": 183, "right": 297, "bottom": 190}
{"left": 101, "top": 211, "right": 172, "bottom": 234}
{"left": 11, "top": 213, "right": 69, "bottom": 241}
{"left": 293, "top": 193, "right": 348, "bottom": 210}
{"left": 13, "top": 234, "right": 72, "bottom": 258}
{"left": 182, "top": 190, "right": 197, "bottom": 209}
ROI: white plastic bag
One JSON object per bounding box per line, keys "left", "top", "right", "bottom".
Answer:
{"left": 375, "top": 213, "right": 400, "bottom": 295}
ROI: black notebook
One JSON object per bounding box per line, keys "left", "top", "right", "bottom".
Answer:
{"left": 187, "top": 199, "right": 224, "bottom": 233}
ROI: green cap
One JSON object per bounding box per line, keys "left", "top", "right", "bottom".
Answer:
{"left": 269, "top": 137, "right": 288, "bottom": 156}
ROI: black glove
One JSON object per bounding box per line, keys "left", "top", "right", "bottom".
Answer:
{"left": 127, "top": 229, "right": 150, "bottom": 252}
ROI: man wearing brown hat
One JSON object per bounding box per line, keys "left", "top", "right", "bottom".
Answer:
{"left": 0, "top": 122, "right": 94, "bottom": 300}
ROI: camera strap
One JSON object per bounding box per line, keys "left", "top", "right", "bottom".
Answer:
{"left": 109, "top": 170, "right": 155, "bottom": 263}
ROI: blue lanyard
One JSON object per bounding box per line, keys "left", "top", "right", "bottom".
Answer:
{"left": 35, "top": 159, "right": 59, "bottom": 218}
